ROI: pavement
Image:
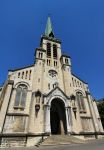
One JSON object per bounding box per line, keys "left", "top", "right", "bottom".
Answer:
{"left": 0, "top": 139, "right": 104, "bottom": 150}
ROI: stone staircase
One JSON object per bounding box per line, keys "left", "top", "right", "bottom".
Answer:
{"left": 40, "top": 135, "right": 85, "bottom": 146}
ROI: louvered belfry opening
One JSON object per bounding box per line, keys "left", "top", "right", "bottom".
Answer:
{"left": 47, "top": 43, "right": 51, "bottom": 58}
{"left": 53, "top": 44, "right": 57, "bottom": 59}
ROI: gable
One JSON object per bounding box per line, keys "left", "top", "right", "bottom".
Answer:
{"left": 44, "top": 87, "right": 70, "bottom": 105}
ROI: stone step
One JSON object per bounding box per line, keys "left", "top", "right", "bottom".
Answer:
{"left": 41, "top": 135, "right": 85, "bottom": 146}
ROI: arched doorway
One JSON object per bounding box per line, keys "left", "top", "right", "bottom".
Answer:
{"left": 50, "top": 99, "right": 67, "bottom": 135}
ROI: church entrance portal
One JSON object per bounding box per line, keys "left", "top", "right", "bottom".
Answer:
{"left": 50, "top": 99, "right": 67, "bottom": 135}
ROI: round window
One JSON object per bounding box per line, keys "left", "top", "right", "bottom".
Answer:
{"left": 48, "top": 70, "right": 57, "bottom": 78}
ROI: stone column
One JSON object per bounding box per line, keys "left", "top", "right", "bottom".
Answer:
{"left": 65, "top": 107, "right": 71, "bottom": 134}
{"left": 0, "top": 80, "right": 14, "bottom": 133}
{"left": 86, "top": 92, "right": 100, "bottom": 137}
{"left": 93, "top": 101, "right": 104, "bottom": 132}
{"left": 44, "top": 105, "right": 51, "bottom": 134}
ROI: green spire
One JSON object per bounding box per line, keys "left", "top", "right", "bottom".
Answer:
{"left": 45, "top": 17, "right": 54, "bottom": 38}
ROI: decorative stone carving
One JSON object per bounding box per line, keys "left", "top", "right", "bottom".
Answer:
{"left": 44, "top": 87, "right": 70, "bottom": 106}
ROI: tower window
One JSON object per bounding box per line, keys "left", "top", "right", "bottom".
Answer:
{"left": 54, "top": 61, "right": 57, "bottom": 67}
{"left": 47, "top": 43, "right": 51, "bottom": 57}
{"left": 65, "top": 58, "right": 69, "bottom": 64}
{"left": 39, "top": 52, "right": 40, "bottom": 58}
{"left": 39, "top": 52, "right": 43, "bottom": 59}
{"left": 48, "top": 83, "right": 50, "bottom": 90}
{"left": 53, "top": 44, "right": 57, "bottom": 59}
{"left": 41, "top": 53, "right": 43, "bottom": 58}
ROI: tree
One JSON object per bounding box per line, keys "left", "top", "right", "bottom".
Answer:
{"left": 97, "top": 100, "right": 104, "bottom": 129}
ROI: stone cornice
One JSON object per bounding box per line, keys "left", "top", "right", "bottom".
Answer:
{"left": 7, "top": 113, "right": 29, "bottom": 116}
{"left": 72, "top": 73, "right": 88, "bottom": 84}
{"left": 8, "top": 80, "right": 14, "bottom": 85}
{"left": 8, "top": 64, "right": 34, "bottom": 72}
{"left": 41, "top": 35, "right": 61, "bottom": 44}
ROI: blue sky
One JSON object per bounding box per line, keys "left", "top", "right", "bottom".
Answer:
{"left": 0, "top": 0, "right": 104, "bottom": 99}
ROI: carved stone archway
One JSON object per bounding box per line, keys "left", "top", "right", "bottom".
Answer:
{"left": 44, "top": 88, "right": 72, "bottom": 135}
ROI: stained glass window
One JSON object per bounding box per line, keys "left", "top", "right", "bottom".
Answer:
{"left": 14, "top": 85, "right": 27, "bottom": 108}
{"left": 76, "top": 92, "right": 85, "bottom": 111}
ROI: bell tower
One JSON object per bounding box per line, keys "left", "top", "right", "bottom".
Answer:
{"left": 34, "top": 16, "right": 64, "bottom": 92}
{"left": 40, "top": 16, "right": 62, "bottom": 69}
{"left": 34, "top": 17, "right": 72, "bottom": 94}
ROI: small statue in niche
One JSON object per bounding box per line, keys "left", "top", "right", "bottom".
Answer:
{"left": 70, "top": 94, "right": 77, "bottom": 119}
{"left": 35, "top": 104, "right": 40, "bottom": 117}
{"left": 35, "top": 90, "right": 41, "bottom": 117}
{"left": 35, "top": 90, "right": 41, "bottom": 103}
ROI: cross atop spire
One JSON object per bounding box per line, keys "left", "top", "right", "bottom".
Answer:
{"left": 45, "top": 16, "right": 54, "bottom": 38}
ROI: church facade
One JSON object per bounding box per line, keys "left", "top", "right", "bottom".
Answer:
{"left": 0, "top": 17, "right": 103, "bottom": 147}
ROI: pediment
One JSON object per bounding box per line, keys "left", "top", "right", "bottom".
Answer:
{"left": 44, "top": 87, "right": 70, "bottom": 105}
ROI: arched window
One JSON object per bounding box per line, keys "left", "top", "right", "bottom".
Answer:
{"left": 76, "top": 92, "right": 85, "bottom": 111}
{"left": 29, "top": 70, "right": 31, "bottom": 80}
{"left": 22, "top": 72, "right": 24, "bottom": 79}
{"left": 18, "top": 72, "right": 20, "bottom": 78}
{"left": 65, "top": 58, "right": 69, "bottom": 65}
{"left": 38, "top": 52, "right": 43, "bottom": 59}
{"left": 39, "top": 52, "right": 41, "bottom": 58}
{"left": 54, "top": 61, "right": 57, "bottom": 67}
{"left": 47, "top": 43, "right": 51, "bottom": 57}
{"left": 41, "top": 53, "right": 43, "bottom": 58}
{"left": 14, "top": 85, "right": 28, "bottom": 108}
{"left": 25, "top": 71, "right": 28, "bottom": 79}
{"left": 47, "top": 59, "right": 51, "bottom": 66}
{"left": 48, "top": 83, "right": 50, "bottom": 90}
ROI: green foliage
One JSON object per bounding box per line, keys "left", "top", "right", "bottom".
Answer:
{"left": 97, "top": 100, "right": 104, "bottom": 128}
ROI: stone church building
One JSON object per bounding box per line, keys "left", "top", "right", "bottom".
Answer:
{"left": 0, "top": 17, "right": 103, "bottom": 147}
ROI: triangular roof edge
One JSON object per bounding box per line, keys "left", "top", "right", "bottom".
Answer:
{"left": 43, "top": 86, "right": 70, "bottom": 99}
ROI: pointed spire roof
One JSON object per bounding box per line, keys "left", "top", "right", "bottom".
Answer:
{"left": 45, "top": 17, "right": 54, "bottom": 38}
